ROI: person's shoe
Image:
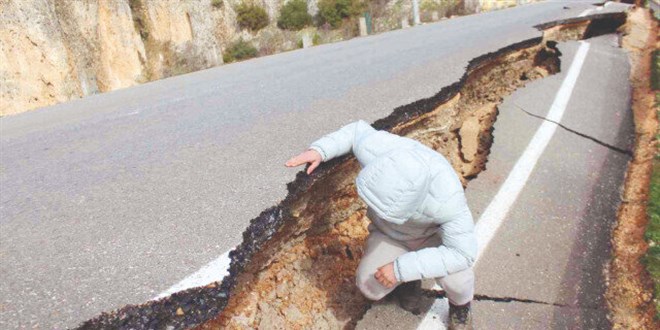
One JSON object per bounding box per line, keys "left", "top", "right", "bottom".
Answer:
{"left": 394, "top": 280, "right": 422, "bottom": 315}
{"left": 447, "top": 301, "right": 473, "bottom": 330}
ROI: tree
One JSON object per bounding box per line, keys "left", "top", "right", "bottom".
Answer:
{"left": 236, "top": 3, "right": 270, "bottom": 32}
{"left": 316, "top": 0, "right": 364, "bottom": 29}
{"left": 278, "top": 0, "right": 313, "bottom": 30}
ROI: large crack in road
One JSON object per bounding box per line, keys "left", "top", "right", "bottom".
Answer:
{"left": 75, "top": 12, "right": 627, "bottom": 330}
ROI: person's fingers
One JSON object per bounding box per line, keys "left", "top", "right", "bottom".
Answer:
{"left": 375, "top": 273, "right": 391, "bottom": 288}
{"left": 285, "top": 154, "right": 303, "bottom": 167}
{"left": 374, "top": 265, "right": 396, "bottom": 288}
{"left": 287, "top": 149, "right": 322, "bottom": 167}
{"left": 285, "top": 153, "right": 308, "bottom": 167}
{"left": 374, "top": 271, "right": 382, "bottom": 281}
{"left": 376, "top": 276, "right": 392, "bottom": 288}
{"left": 306, "top": 160, "right": 320, "bottom": 174}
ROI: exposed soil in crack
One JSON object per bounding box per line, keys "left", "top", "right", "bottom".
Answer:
{"left": 74, "top": 13, "right": 628, "bottom": 330}
{"left": 200, "top": 38, "right": 562, "bottom": 330}
{"left": 604, "top": 7, "right": 659, "bottom": 330}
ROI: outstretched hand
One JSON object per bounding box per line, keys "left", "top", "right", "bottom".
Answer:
{"left": 285, "top": 149, "right": 322, "bottom": 175}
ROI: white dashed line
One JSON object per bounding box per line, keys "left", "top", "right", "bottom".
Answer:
{"left": 578, "top": 9, "right": 592, "bottom": 17}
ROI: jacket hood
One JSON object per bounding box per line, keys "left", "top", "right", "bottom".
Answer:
{"left": 356, "top": 147, "right": 431, "bottom": 225}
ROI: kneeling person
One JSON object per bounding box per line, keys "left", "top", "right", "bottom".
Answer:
{"left": 285, "top": 120, "right": 477, "bottom": 329}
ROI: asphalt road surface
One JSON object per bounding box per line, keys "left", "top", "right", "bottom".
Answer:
{"left": 0, "top": 1, "right": 632, "bottom": 328}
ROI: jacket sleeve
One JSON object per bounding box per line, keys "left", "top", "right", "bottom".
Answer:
{"left": 392, "top": 196, "right": 478, "bottom": 282}
{"left": 308, "top": 120, "right": 376, "bottom": 162}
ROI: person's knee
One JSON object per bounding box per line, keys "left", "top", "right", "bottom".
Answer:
{"left": 437, "top": 268, "right": 475, "bottom": 305}
{"left": 442, "top": 273, "right": 473, "bottom": 292}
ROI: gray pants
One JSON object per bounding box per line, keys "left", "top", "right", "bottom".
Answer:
{"left": 355, "top": 224, "right": 475, "bottom": 305}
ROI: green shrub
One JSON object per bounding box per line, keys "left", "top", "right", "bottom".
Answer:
{"left": 223, "top": 39, "right": 258, "bottom": 63}
{"left": 419, "top": 0, "right": 440, "bottom": 12}
{"left": 211, "top": 0, "right": 224, "bottom": 9}
{"left": 317, "top": 0, "right": 364, "bottom": 29}
{"left": 336, "top": 0, "right": 362, "bottom": 18}
{"left": 644, "top": 160, "right": 660, "bottom": 319}
{"left": 236, "top": 3, "right": 269, "bottom": 32}
{"left": 317, "top": 0, "right": 341, "bottom": 28}
{"left": 278, "top": 0, "right": 313, "bottom": 30}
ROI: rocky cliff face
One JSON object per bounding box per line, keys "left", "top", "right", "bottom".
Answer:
{"left": 0, "top": 0, "right": 532, "bottom": 116}
{"left": 0, "top": 0, "right": 265, "bottom": 116}
{"left": 1, "top": 0, "right": 82, "bottom": 116}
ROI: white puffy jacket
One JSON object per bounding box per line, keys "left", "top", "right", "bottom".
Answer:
{"left": 308, "top": 120, "right": 478, "bottom": 283}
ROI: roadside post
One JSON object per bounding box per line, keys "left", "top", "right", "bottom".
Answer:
{"left": 359, "top": 17, "right": 368, "bottom": 36}
{"left": 302, "top": 33, "right": 312, "bottom": 48}
{"left": 412, "top": 0, "right": 420, "bottom": 25}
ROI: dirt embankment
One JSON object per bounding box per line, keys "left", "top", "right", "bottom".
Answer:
{"left": 605, "top": 7, "right": 659, "bottom": 330}
{"left": 72, "top": 13, "right": 627, "bottom": 330}
{"left": 204, "top": 39, "right": 560, "bottom": 330}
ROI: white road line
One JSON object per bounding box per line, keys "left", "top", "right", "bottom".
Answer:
{"left": 580, "top": 1, "right": 610, "bottom": 17}
{"left": 578, "top": 9, "right": 592, "bottom": 17}
{"left": 417, "top": 41, "right": 591, "bottom": 329}
{"left": 473, "top": 41, "right": 590, "bottom": 262}
{"left": 153, "top": 249, "right": 234, "bottom": 300}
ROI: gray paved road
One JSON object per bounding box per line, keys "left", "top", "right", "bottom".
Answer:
{"left": 0, "top": 1, "right": 625, "bottom": 328}
{"left": 471, "top": 34, "right": 633, "bottom": 329}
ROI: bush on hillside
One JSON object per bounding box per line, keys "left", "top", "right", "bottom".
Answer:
{"left": 236, "top": 3, "right": 270, "bottom": 32}
{"left": 278, "top": 0, "right": 313, "bottom": 30}
{"left": 211, "top": 0, "right": 224, "bottom": 9}
{"left": 223, "top": 39, "right": 258, "bottom": 63}
{"left": 317, "top": 0, "right": 340, "bottom": 28}
{"left": 316, "top": 0, "right": 364, "bottom": 29}
{"left": 419, "top": 0, "right": 441, "bottom": 12}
